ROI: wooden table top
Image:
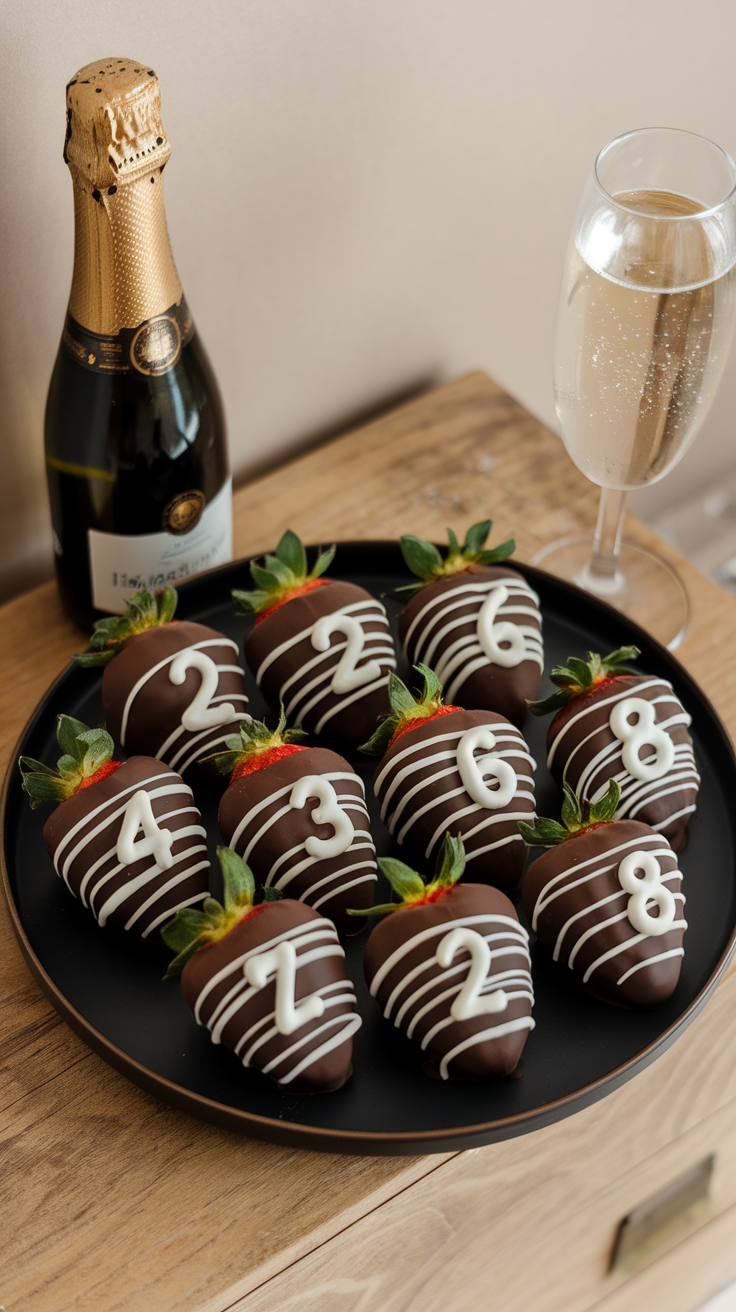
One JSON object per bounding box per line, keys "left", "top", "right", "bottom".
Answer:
{"left": 3, "top": 371, "right": 736, "bottom": 1312}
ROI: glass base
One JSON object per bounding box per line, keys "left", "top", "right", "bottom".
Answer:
{"left": 529, "top": 536, "right": 690, "bottom": 651}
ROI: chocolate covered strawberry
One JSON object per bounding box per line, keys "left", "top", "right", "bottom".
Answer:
{"left": 19, "top": 715, "right": 210, "bottom": 938}
{"left": 520, "top": 782, "right": 687, "bottom": 1007}
{"left": 529, "top": 646, "right": 699, "bottom": 851}
{"left": 73, "top": 586, "right": 250, "bottom": 786}
{"left": 397, "top": 521, "right": 543, "bottom": 726}
{"left": 234, "top": 530, "right": 396, "bottom": 744}
{"left": 163, "top": 847, "right": 361, "bottom": 1093}
{"left": 216, "top": 712, "right": 376, "bottom": 929}
{"left": 361, "top": 664, "right": 536, "bottom": 889}
{"left": 349, "top": 835, "right": 534, "bottom": 1080}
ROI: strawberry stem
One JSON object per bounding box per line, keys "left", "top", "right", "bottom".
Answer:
{"left": 518, "top": 780, "right": 620, "bottom": 847}
{"left": 19, "top": 714, "right": 116, "bottom": 808}
{"left": 348, "top": 833, "right": 465, "bottom": 916}
{"left": 232, "top": 530, "right": 336, "bottom": 616}
{"left": 397, "top": 520, "right": 515, "bottom": 594}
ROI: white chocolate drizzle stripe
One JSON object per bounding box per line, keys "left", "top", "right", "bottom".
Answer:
{"left": 369, "top": 913, "right": 528, "bottom": 996}
{"left": 209, "top": 944, "right": 346, "bottom": 1045}
{"left": 382, "top": 930, "right": 527, "bottom": 1019}
{"left": 205, "top": 927, "right": 339, "bottom": 1031}
{"left": 617, "top": 948, "right": 685, "bottom": 986}
{"left": 403, "top": 578, "right": 540, "bottom": 657}
{"left": 238, "top": 991, "right": 358, "bottom": 1064}
{"left": 119, "top": 638, "right": 241, "bottom": 745}
{"left": 230, "top": 772, "right": 361, "bottom": 856}
{"left": 273, "top": 1015, "right": 363, "bottom": 1085}
{"left": 533, "top": 847, "right": 677, "bottom": 926}
{"left": 547, "top": 679, "right": 684, "bottom": 770}
{"left": 284, "top": 643, "right": 396, "bottom": 720}
{"left": 127, "top": 864, "right": 212, "bottom": 936}
{"left": 97, "top": 849, "right": 209, "bottom": 926}
{"left": 82, "top": 824, "right": 207, "bottom": 908}
{"left": 312, "top": 674, "right": 392, "bottom": 735}
{"left": 232, "top": 979, "right": 350, "bottom": 1055}
{"left": 77, "top": 804, "right": 203, "bottom": 905}
{"left": 56, "top": 779, "right": 194, "bottom": 883}
{"left": 194, "top": 918, "right": 339, "bottom": 1023}
{"left": 436, "top": 1018, "right": 536, "bottom": 1081}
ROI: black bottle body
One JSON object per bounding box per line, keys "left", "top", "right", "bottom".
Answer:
{"left": 45, "top": 326, "right": 228, "bottom": 623}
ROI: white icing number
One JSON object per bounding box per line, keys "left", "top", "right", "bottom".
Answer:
{"left": 311, "top": 613, "right": 382, "bottom": 694}
{"left": 476, "top": 585, "right": 526, "bottom": 669}
{"left": 169, "top": 649, "right": 237, "bottom": 731}
{"left": 617, "top": 849, "right": 680, "bottom": 936}
{"left": 289, "top": 775, "right": 354, "bottom": 859}
{"left": 609, "top": 697, "right": 675, "bottom": 782}
{"left": 456, "top": 725, "right": 517, "bottom": 809}
{"left": 244, "top": 939, "right": 326, "bottom": 1035}
{"left": 436, "top": 927, "right": 509, "bottom": 1021}
{"left": 116, "top": 789, "right": 174, "bottom": 870}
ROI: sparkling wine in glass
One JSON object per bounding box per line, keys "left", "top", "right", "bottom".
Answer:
{"left": 533, "top": 128, "right": 736, "bottom": 648}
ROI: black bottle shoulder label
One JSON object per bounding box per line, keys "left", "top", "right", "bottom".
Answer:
{"left": 62, "top": 299, "right": 194, "bottom": 376}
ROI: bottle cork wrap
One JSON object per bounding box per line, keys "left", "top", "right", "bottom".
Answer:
{"left": 65, "top": 59, "right": 182, "bottom": 335}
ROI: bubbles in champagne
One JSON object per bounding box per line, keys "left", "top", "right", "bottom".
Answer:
{"left": 554, "top": 190, "right": 736, "bottom": 490}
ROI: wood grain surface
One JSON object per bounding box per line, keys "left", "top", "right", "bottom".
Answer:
{"left": 2, "top": 371, "right": 736, "bottom": 1312}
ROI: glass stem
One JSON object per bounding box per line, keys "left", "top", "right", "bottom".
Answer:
{"left": 585, "top": 487, "right": 628, "bottom": 594}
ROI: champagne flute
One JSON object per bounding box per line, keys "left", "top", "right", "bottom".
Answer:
{"left": 533, "top": 128, "right": 736, "bottom": 648}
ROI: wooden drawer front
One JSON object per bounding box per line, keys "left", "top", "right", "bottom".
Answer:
{"left": 224, "top": 972, "right": 736, "bottom": 1312}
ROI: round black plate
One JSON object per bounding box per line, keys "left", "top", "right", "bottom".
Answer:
{"left": 3, "top": 543, "right": 736, "bottom": 1155}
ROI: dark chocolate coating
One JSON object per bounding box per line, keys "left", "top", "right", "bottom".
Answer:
{"left": 522, "top": 820, "right": 686, "bottom": 1007}
{"left": 102, "top": 621, "right": 249, "bottom": 787}
{"left": 363, "top": 883, "right": 534, "bottom": 1080}
{"left": 546, "top": 674, "right": 699, "bottom": 851}
{"left": 244, "top": 580, "right": 395, "bottom": 744}
{"left": 181, "top": 899, "right": 359, "bottom": 1093}
{"left": 374, "top": 708, "right": 535, "bottom": 889}
{"left": 43, "top": 757, "right": 210, "bottom": 939}
{"left": 219, "top": 747, "right": 376, "bottom": 929}
{"left": 398, "top": 566, "right": 543, "bottom": 727}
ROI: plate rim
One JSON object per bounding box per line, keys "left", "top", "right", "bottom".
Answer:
{"left": 3, "top": 543, "right": 736, "bottom": 1155}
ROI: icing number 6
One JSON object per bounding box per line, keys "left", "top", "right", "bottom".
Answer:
{"left": 245, "top": 940, "right": 325, "bottom": 1035}
{"left": 457, "top": 725, "right": 517, "bottom": 809}
{"left": 609, "top": 697, "right": 675, "bottom": 782}
{"left": 117, "top": 789, "right": 174, "bottom": 871}
{"left": 312, "top": 613, "right": 381, "bottom": 694}
{"left": 290, "top": 775, "right": 354, "bottom": 858}
{"left": 169, "top": 649, "right": 236, "bottom": 731}
{"left": 617, "top": 850, "right": 681, "bottom": 937}
{"left": 477, "top": 585, "right": 526, "bottom": 669}
{"left": 437, "top": 927, "right": 508, "bottom": 1020}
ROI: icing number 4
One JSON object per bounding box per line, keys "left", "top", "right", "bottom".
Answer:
{"left": 116, "top": 789, "right": 174, "bottom": 870}
{"left": 477, "top": 584, "right": 526, "bottom": 668}
{"left": 290, "top": 775, "right": 354, "bottom": 859}
{"left": 457, "top": 725, "right": 517, "bottom": 809}
{"left": 312, "top": 613, "right": 381, "bottom": 694}
{"left": 609, "top": 697, "right": 675, "bottom": 782}
{"left": 244, "top": 940, "right": 325, "bottom": 1035}
{"left": 617, "top": 850, "right": 684, "bottom": 937}
{"left": 437, "top": 927, "right": 508, "bottom": 1020}
{"left": 169, "top": 649, "right": 236, "bottom": 731}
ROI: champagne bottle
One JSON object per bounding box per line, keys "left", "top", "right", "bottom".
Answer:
{"left": 45, "top": 58, "right": 232, "bottom": 622}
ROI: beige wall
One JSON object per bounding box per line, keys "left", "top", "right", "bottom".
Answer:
{"left": 2, "top": 0, "right": 736, "bottom": 602}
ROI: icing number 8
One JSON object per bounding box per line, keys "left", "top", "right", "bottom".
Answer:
{"left": 618, "top": 850, "right": 681, "bottom": 937}
{"left": 609, "top": 697, "right": 674, "bottom": 782}
{"left": 312, "top": 614, "right": 382, "bottom": 694}
{"left": 290, "top": 775, "right": 354, "bottom": 859}
{"left": 117, "top": 789, "right": 174, "bottom": 871}
{"left": 245, "top": 940, "right": 325, "bottom": 1035}
{"left": 437, "top": 927, "right": 508, "bottom": 1020}
{"left": 169, "top": 649, "right": 236, "bottom": 731}
{"left": 457, "top": 725, "right": 517, "bottom": 809}
{"left": 477, "top": 585, "right": 526, "bottom": 669}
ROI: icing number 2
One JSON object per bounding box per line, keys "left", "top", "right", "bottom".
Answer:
{"left": 312, "top": 613, "right": 381, "bottom": 694}
{"left": 477, "top": 584, "right": 526, "bottom": 668}
{"left": 617, "top": 849, "right": 684, "bottom": 937}
{"left": 457, "top": 725, "right": 517, "bottom": 809}
{"left": 437, "top": 927, "right": 508, "bottom": 1020}
{"left": 117, "top": 789, "right": 174, "bottom": 870}
{"left": 290, "top": 775, "right": 354, "bottom": 858}
{"left": 244, "top": 940, "right": 325, "bottom": 1035}
{"left": 169, "top": 649, "right": 236, "bottom": 731}
{"left": 609, "top": 697, "right": 675, "bottom": 782}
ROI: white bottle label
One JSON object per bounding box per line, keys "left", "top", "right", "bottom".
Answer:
{"left": 88, "top": 477, "right": 233, "bottom": 613}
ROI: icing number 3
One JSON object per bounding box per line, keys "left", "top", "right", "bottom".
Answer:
{"left": 117, "top": 789, "right": 174, "bottom": 871}
{"left": 617, "top": 850, "right": 683, "bottom": 937}
{"left": 437, "top": 927, "right": 508, "bottom": 1020}
{"left": 457, "top": 725, "right": 517, "bottom": 809}
{"left": 312, "top": 614, "right": 381, "bottom": 694}
{"left": 609, "top": 697, "right": 675, "bottom": 782}
{"left": 290, "top": 775, "right": 354, "bottom": 858}
{"left": 245, "top": 940, "right": 325, "bottom": 1035}
{"left": 169, "top": 649, "right": 236, "bottom": 731}
{"left": 477, "top": 585, "right": 526, "bottom": 668}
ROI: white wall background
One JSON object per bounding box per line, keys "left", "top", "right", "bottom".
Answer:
{"left": 3, "top": 0, "right": 736, "bottom": 602}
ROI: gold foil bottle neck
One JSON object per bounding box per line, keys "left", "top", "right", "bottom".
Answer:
{"left": 65, "top": 58, "right": 182, "bottom": 337}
